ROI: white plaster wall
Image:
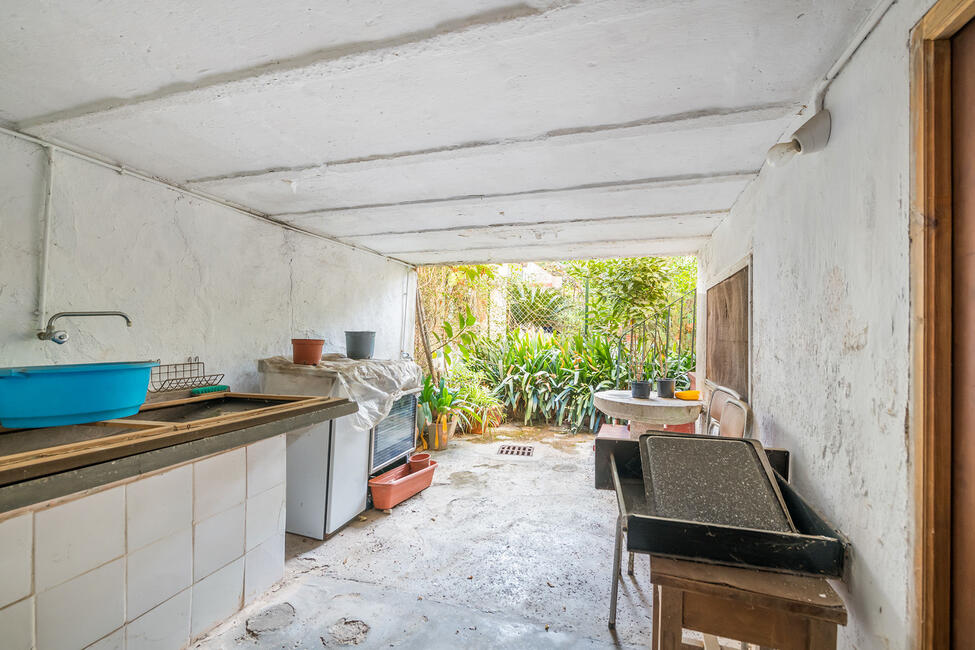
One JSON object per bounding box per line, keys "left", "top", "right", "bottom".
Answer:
{"left": 0, "top": 132, "right": 415, "bottom": 388}
{"left": 698, "top": 1, "right": 934, "bottom": 647}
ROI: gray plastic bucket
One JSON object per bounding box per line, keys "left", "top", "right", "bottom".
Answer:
{"left": 345, "top": 331, "right": 376, "bottom": 359}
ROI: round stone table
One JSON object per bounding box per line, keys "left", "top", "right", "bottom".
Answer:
{"left": 594, "top": 389, "right": 704, "bottom": 436}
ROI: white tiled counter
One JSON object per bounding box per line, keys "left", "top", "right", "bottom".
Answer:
{"left": 0, "top": 434, "right": 286, "bottom": 650}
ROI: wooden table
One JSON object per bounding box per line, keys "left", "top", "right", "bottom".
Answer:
{"left": 650, "top": 557, "right": 847, "bottom": 650}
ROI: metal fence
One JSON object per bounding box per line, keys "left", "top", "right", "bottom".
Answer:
{"left": 617, "top": 290, "right": 697, "bottom": 383}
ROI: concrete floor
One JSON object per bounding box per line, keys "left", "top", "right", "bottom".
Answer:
{"left": 194, "top": 426, "right": 655, "bottom": 649}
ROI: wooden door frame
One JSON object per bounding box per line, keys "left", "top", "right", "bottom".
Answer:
{"left": 911, "top": 1, "right": 975, "bottom": 647}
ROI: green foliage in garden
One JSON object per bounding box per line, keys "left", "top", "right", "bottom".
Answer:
{"left": 445, "top": 363, "right": 503, "bottom": 429}
{"left": 418, "top": 256, "right": 698, "bottom": 433}
{"left": 430, "top": 305, "right": 477, "bottom": 368}
{"left": 418, "top": 375, "right": 475, "bottom": 428}
{"left": 566, "top": 257, "right": 669, "bottom": 334}
{"left": 458, "top": 330, "right": 695, "bottom": 432}
{"left": 662, "top": 256, "right": 697, "bottom": 301}
{"left": 506, "top": 282, "right": 571, "bottom": 331}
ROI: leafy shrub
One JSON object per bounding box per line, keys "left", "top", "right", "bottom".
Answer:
{"left": 455, "top": 331, "right": 695, "bottom": 431}
{"left": 418, "top": 375, "right": 475, "bottom": 428}
{"left": 507, "top": 282, "right": 570, "bottom": 331}
{"left": 446, "top": 363, "right": 504, "bottom": 431}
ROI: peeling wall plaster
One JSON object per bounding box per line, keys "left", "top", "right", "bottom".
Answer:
{"left": 697, "top": 1, "right": 932, "bottom": 646}
{"left": 0, "top": 132, "right": 415, "bottom": 390}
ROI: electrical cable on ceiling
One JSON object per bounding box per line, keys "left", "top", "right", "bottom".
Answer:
{"left": 0, "top": 125, "right": 414, "bottom": 270}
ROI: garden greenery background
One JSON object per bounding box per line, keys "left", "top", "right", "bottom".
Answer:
{"left": 415, "top": 256, "right": 697, "bottom": 433}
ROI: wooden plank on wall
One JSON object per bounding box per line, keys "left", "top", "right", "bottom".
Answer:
{"left": 910, "top": 0, "right": 971, "bottom": 640}
{"left": 705, "top": 267, "right": 749, "bottom": 398}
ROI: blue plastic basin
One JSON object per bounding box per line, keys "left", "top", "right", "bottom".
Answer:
{"left": 0, "top": 361, "right": 159, "bottom": 429}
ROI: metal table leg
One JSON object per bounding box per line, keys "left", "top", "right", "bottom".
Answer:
{"left": 609, "top": 514, "right": 623, "bottom": 628}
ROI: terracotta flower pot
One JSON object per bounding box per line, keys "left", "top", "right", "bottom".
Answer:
{"left": 369, "top": 460, "right": 438, "bottom": 510}
{"left": 424, "top": 418, "right": 458, "bottom": 451}
{"left": 291, "top": 338, "right": 324, "bottom": 365}
{"left": 408, "top": 453, "right": 431, "bottom": 472}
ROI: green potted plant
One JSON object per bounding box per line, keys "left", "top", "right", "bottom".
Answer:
{"left": 655, "top": 346, "right": 676, "bottom": 399}
{"left": 628, "top": 329, "right": 651, "bottom": 399}
{"left": 464, "top": 385, "right": 504, "bottom": 435}
{"left": 629, "top": 349, "right": 651, "bottom": 399}
{"left": 418, "top": 376, "right": 474, "bottom": 450}
{"left": 445, "top": 363, "right": 503, "bottom": 435}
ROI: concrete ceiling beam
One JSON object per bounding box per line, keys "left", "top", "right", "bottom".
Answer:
{"left": 271, "top": 171, "right": 756, "bottom": 217}
{"left": 279, "top": 175, "right": 749, "bottom": 238}
{"left": 17, "top": 0, "right": 627, "bottom": 136}
{"left": 182, "top": 102, "right": 795, "bottom": 186}
{"left": 340, "top": 210, "right": 728, "bottom": 239}
{"left": 351, "top": 213, "right": 721, "bottom": 255}
{"left": 391, "top": 236, "right": 710, "bottom": 265}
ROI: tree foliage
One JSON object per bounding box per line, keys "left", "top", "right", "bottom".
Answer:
{"left": 566, "top": 257, "right": 669, "bottom": 333}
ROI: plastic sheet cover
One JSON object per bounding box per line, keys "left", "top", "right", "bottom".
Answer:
{"left": 261, "top": 356, "right": 422, "bottom": 431}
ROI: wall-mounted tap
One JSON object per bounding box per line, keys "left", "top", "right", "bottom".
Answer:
{"left": 37, "top": 311, "right": 133, "bottom": 344}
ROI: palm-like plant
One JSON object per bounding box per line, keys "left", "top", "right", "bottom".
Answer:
{"left": 418, "top": 375, "right": 475, "bottom": 428}
{"left": 507, "top": 283, "right": 570, "bottom": 331}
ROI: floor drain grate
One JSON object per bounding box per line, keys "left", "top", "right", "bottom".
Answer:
{"left": 497, "top": 444, "right": 535, "bottom": 457}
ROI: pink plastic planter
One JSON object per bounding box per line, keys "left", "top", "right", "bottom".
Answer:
{"left": 369, "top": 460, "right": 438, "bottom": 510}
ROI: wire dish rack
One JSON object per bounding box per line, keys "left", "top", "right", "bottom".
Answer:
{"left": 149, "top": 359, "right": 224, "bottom": 393}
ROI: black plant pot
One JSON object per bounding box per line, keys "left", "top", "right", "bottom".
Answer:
{"left": 656, "top": 378, "right": 676, "bottom": 399}
{"left": 630, "top": 380, "right": 652, "bottom": 399}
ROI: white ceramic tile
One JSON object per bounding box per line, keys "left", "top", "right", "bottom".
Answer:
{"left": 193, "top": 503, "right": 244, "bottom": 581}
{"left": 0, "top": 514, "right": 32, "bottom": 608}
{"left": 190, "top": 558, "right": 243, "bottom": 640}
{"left": 244, "top": 532, "right": 285, "bottom": 604}
{"left": 245, "top": 482, "right": 286, "bottom": 551}
{"left": 125, "top": 589, "right": 190, "bottom": 650}
{"left": 126, "top": 465, "right": 193, "bottom": 552}
{"left": 126, "top": 528, "right": 192, "bottom": 621}
{"left": 35, "top": 487, "right": 125, "bottom": 591}
{"left": 194, "top": 449, "right": 246, "bottom": 522}
{"left": 36, "top": 558, "right": 125, "bottom": 650}
{"left": 85, "top": 627, "right": 124, "bottom": 650}
{"left": 246, "top": 435, "right": 286, "bottom": 498}
{"left": 0, "top": 597, "right": 34, "bottom": 650}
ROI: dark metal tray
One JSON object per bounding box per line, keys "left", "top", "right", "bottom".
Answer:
{"left": 638, "top": 433, "right": 796, "bottom": 533}
{"left": 597, "top": 433, "right": 849, "bottom": 579}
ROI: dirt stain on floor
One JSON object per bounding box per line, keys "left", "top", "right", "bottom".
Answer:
{"left": 458, "top": 423, "right": 594, "bottom": 452}
{"left": 323, "top": 618, "right": 370, "bottom": 646}
{"left": 448, "top": 470, "right": 482, "bottom": 486}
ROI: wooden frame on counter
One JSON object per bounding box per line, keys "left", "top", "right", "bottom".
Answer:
{"left": 0, "top": 392, "right": 354, "bottom": 487}
{"left": 911, "top": 1, "right": 975, "bottom": 646}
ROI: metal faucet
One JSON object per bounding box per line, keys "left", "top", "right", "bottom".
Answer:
{"left": 37, "top": 311, "right": 133, "bottom": 344}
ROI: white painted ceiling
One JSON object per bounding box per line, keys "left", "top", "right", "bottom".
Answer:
{"left": 1, "top": 0, "right": 879, "bottom": 264}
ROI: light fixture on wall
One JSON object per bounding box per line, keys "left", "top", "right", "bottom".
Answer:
{"left": 766, "top": 110, "right": 832, "bottom": 167}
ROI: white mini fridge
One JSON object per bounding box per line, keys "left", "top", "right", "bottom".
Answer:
{"left": 285, "top": 416, "right": 369, "bottom": 538}
{"left": 259, "top": 358, "right": 419, "bottom": 539}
